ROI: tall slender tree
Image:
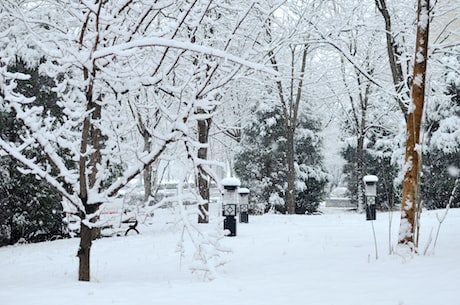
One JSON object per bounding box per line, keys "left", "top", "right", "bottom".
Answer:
{"left": 398, "top": 0, "right": 431, "bottom": 250}
{"left": 262, "top": 1, "right": 326, "bottom": 214}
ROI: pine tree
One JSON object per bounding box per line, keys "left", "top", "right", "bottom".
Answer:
{"left": 0, "top": 58, "right": 64, "bottom": 246}
{"left": 234, "top": 104, "right": 287, "bottom": 212}
{"left": 294, "top": 113, "right": 328, "bottom": 214}
{"left": 234, "top": 104, "right": 327, "bottom": 214}
{"left": 422, "top": 79, "right": 460, "bottom": 209}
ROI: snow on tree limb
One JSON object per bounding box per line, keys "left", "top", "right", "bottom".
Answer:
{"left": 0, "top": 138, "right": 83, "bottom": 211}
{"left": 92, "top": 37, "right": 275, "bottom": 74}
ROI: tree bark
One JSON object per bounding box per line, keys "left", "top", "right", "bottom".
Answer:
{"left": 356, "top": 133, "right": 365, "bottom": 211}
{"left": 76, "top": 4, "right": 102, "bottom": 280}
{"left": 77, "top": 101, "right": 101, "bottom": 280}
{"left": 398, "top": 0, "right": 430, "bottom": 250}
{"left": 77, "top": 194, "right": 100, "bottom": 282}
{"left": 197, "top": 113, "right": 211, "bottom": 223}
{"left": 286, "top": 126, "right": 296, "bottom": 214}
{"left": 285, "top": 46, "right": 308, "bottom": 214}
{"left": 143, "top": 131, "right": 152, "bottom": 202}
{"left": 77, "top": 222, "right": 92, "bottom": 281}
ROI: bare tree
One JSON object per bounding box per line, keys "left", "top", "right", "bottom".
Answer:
{"left": 266, "top": 43, "right": 309, "bottom": 214}
{"left": 0, "top": 0, "right": 269, "bottom": 281}
{"left": 260, "top": 1, "right": 328, "bottom": 214}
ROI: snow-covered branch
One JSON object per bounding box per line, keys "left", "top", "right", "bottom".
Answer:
{"left": 93, "top": 37, "right": 273, "bottom": 73}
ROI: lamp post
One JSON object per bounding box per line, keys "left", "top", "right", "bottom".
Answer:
{"left": 221, "top": 177, "right": 240, "bottom": 236}
{"left": 363, "top": 175, "right": 378, "bottom": 220}
{"left": 238, "top": 188, "right": 250, "bottom": 223}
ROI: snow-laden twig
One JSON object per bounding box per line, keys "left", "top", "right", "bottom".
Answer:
{"left": 388, "top": 206, "right": 394, "bottom": 255}
{"left": 173, "top": 175, "right": 230, "bottom": 281}
{"left": 429, "top": 177, "right": 460, "bottom": 254}
{"left": 422, "top": 228, "right": 433, "bottom": 256}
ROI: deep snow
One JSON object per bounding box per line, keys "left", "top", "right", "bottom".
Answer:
{"left": 1, "top": 206, "right": 459, "bottom": 305}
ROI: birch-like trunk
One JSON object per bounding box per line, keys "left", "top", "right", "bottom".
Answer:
{"left": 398, "top": 0, "right": 430, "bottom": 250}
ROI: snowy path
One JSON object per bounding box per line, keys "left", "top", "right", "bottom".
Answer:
{"left": 1, "top": 208, "right": 459, "bottom": 305}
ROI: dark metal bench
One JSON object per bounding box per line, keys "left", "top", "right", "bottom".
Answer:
{"left": 122, "top": 218, "right": 139, "bottom": 236}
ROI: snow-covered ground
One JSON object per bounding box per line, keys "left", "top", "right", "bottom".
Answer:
{"left": 1, "top": 206, "right": 459, "bottom": 305}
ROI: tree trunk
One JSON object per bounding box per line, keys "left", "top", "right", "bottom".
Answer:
{"left": 398, "top": 0, "right": 430, "bottom": 250}
{"left": 77, "top": 222, "right": 92, "bottom": 281}
{"left": 78, "top": 96, "right": 92, "bottom": 281}
{"left": 285, "top": 46, "right": 308, "bottom": 215}
{"left": 143, "top": 131, "right": 152, "bottom": 202}
{"left": 356, "top": 134, "right": 365, "bottom": 212}
{"left": 286, "top": 126, "right": 296, "bottom": 214}
{"left": 197, "top": 114, "right": 212, "bottom": 223}
{"left": 77, "top": 68, "right": 102, "bottom": 280}
{"left": 77, "top": 197, "right": 100, "bottom": 281}
{"left": 89, "top": 101, "right": 102, "bottom": 240}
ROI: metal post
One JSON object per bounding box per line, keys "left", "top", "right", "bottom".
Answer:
{"left": 223, "top": 204, "right": 237, "bottom": 236}
{"left": 363, "top": 175, "right": 378, "bottom": 221}
{"left": 222, "top": 178, "right": 240, "bottom": 236}
{"left": 366, "top": 196, "right": 376, "bottom": 220}
{"left": 238, "top": 188, "right": 250, "bottom": 223}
